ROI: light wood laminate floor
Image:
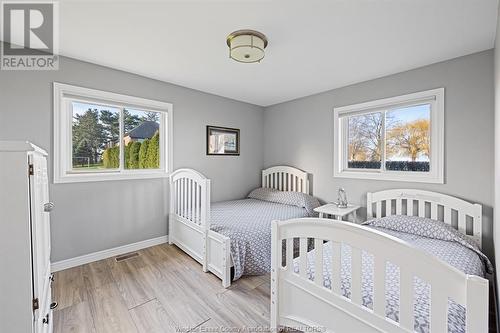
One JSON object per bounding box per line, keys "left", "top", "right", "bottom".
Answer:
{"left": 53, "top": 244, "right": 270, "bottom": 333}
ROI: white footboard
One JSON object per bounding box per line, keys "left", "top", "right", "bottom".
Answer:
{"left": 170, "top": 169, "right": 232, "bottom": 287}
{"left": 271, "top": 218, "right": 488, "bottom": 333}
{"left": 170, "top": 169, "right": 211, "bottom": 271}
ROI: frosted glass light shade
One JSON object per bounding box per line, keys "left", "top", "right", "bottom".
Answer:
{"left": 226, "top": 30, "right": 268, "bottom": 63}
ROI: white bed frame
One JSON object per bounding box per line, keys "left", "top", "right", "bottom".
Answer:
{"left": 271, "top": 189, "right": 488, "bottom": 332}
{"left": 169, "top": 165, "right": 309, "bottom": 288}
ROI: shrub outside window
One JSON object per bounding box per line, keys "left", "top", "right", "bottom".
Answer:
{"left": 333, "top": 88, "right": 444, "bottom": 183}
{"left": 54, "top": 83, "right": 173, "bottom": 183}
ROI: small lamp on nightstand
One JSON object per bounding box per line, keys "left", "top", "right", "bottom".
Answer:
{"left": 336, "top": 187, "right": 348, "bottom": 208}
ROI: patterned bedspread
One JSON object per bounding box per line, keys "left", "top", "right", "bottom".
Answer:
{"left": 211, "top": 198, "right": 310, "bottom": 280}
{"left": 293, "top": 226, "right": 487, "bottom": 333}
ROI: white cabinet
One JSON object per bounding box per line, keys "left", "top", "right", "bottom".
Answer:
{"left": 0, "top": 142, "right": 54, "bottom": 333}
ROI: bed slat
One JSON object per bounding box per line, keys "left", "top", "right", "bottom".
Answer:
{"left": 387, "top": 200, "right": 393, "bottom": 216}
{"left": 373, "top": 256, "right": 386, "bottom": 317}
{"left": 396, "top": 198, "right": 402, "bottom": 215}
{"left": 399, "top": 268, "right": 413, "bottom": 330}
{"left": 376, "top": 202, "right": 382, "bottom": 218}
{"left": 287, "top": 238, "right": 294, "bottom": 270}
{"left": 181, "top": 178, "right": 185, "bottom": 218}
{"left": 458, "top": 213, "right": 466, "bottom": 234}
{"left": 314, "top": 239, "right": 323, "bottom": 287}
{"left": 332, "top": 242, "right": 341, "bottom": 294}
{"left": 194, "top": 184, "right": 198, "bottom": 222}
{"left": 351, "top": 247, "right": 362, "bottom": 305}
{"left": 299, "top": 238, "right": 307, "bottom": 279}
{"left": 188, "top": 179, "right": 192, "bottom": 220}
{"left": 431, "top": 287, "right": 448, "bottom": 333}
{"left": 418, "top": 199, "right": 425, "bottom": 217}
{"left": 444, "top": 207, "right": 451, "bottom": 225}
{"left": 431, "top": 203, "right": 438, "bottom": 220}
{"left": 407, "top": 199, "right": 414, "bottom": 216}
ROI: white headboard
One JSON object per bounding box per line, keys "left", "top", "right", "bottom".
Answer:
{"left": 262, "top": 166, "right": 309, "bottom": 194}
{"left": 367, "top": 189, "right": 482, "bottom": 248}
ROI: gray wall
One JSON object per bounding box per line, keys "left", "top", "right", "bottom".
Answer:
{"left": 264, "top": 50, "right": 495, "bottom": 259}
{"left": 0, "top": 53, "right": 264, "bottom": 262}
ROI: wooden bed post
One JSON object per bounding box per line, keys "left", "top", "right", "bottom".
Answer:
{"left": 270, "top": 220, "right": 279, "bottom": 331}
{"left": 168, "top": 175, "right": 175, "bottom": 245}
{"left": 473, "top": 203, "right": 482, "bottom": 249}
{"left": 201, "top": 179, "right": 211, "bottom": 273}
{"left": 366, "top": 192, "right": 373, "bottom": 219}
{"left": 221, "top": 237, "right": 231, "bottom": 288}
{"left": 466, "top": 275, "right": 488, "bottom": 332}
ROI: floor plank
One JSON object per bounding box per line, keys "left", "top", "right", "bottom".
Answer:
{"left": 86, "top": 282, "right": 138, "bottom": 333}
{"left": 53, "top": 301, "right": 96, "bottom": 333}
{"left": 148, "top": 265, "right": 212, "bottom": 329}
{"left": 108, "top": 256, "right": 156, "bottom": 309}
{"left": 82, "top": 260, "right": 114, "bottom": 290}
{"left": 129, "top": 299, "right": 178, "bottom": 333}
{"left": 53, "top": 266, "right": 87, "bottom": 310}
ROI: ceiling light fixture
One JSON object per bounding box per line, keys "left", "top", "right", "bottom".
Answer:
{"left": 226, "top": 29, "right": 268, "bottom": 63}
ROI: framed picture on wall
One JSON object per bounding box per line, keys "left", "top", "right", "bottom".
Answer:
{"left": 206, "top": 126, "right": 240, "bottom": 156}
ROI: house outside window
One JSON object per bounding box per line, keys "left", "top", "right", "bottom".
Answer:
{"left": 333, "top": 88, "right": 444, "bottom": 184}
{"left": 54, "top": 83, "right": 173, "bottom": 183}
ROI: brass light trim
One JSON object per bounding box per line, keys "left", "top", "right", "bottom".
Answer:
{"left": 226, "top": 29, "right": 268, "bottom": 48}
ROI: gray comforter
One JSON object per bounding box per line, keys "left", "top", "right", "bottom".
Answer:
{"left": 211, "top": 198, "right": 310, "bottom": 280}
{"left": 293, "top": 216, "right": 492, "bottom": 333}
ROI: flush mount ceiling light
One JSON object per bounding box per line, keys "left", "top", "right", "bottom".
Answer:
{"left": 226, "top": 29, "right": 268, "bottom": 63}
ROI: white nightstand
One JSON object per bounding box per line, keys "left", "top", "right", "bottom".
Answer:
{"left": 314, "top": 203, "right": 361, "bottom": 223}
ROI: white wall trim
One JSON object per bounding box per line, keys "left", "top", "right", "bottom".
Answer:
{"left": 51, "top": 235, "right": 168, "bottom": 272}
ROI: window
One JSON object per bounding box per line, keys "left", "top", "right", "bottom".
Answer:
{"left": 333, "top": 88, "right": 444, "bottom": 183}
{"left": 54, "top": 83, "right": 173, "bottom": 183}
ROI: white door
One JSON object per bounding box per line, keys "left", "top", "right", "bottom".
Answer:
{"left": 29, "top": 154, "right": 52, "bottom": 333}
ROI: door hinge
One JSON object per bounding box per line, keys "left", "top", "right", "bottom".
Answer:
{"left": 32, "top": 298, "right": 39, "bottom": 311}
{"left": 28, "top": 164, "right": 34, "bottom": 176}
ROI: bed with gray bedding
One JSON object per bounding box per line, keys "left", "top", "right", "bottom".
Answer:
{"left": 210, "top": 188, "right": 320, "bottom": 280}
{"left": 293, "top": 215, "right": 492, "bottom": 333}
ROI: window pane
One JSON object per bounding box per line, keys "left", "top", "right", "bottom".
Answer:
{"left": 123, "top": 109, "right": 161, "bottom": 169}
{"left": 72, "top": 102, "right": 120, "bottom": 170}
{"left": 385, "top": 104, "right": 430, "bottom": 172}
{"left": 347, "top": 112, "right": 383, "bottom": 169}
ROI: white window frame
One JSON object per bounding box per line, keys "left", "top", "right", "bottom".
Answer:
{"left": 333, "top": 88, "right": 444, "bottom": 184}
{"left": 53, "top": 82, "right": 173, "bottom": 183}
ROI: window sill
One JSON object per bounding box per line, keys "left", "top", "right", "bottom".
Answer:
{"left": 334, "top": 170, "right": 444, "bottom": 184}
{"left": 54, "top": 170, "right": 170, "bottom": 184}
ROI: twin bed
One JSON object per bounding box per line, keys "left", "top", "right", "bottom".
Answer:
{"left": 169, "top": 167, "right": 490, "bottom": 332}
{"left": 271, "top": 190, "right": 490, "bottom": 332}
{"left": 169, "top": 166, "right": 313, "bottom": 287}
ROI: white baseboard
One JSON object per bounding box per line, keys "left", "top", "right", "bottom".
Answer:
{"left": 51, "top": 235, "right": 169, "bottom": 272}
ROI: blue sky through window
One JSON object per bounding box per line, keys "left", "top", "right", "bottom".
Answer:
{"left": 388, "top": 104, "right": 430, "bottom": 123}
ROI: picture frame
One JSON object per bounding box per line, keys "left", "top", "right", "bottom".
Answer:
{"left": 206, "top": 125, "right": 240, "bottom": 156}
